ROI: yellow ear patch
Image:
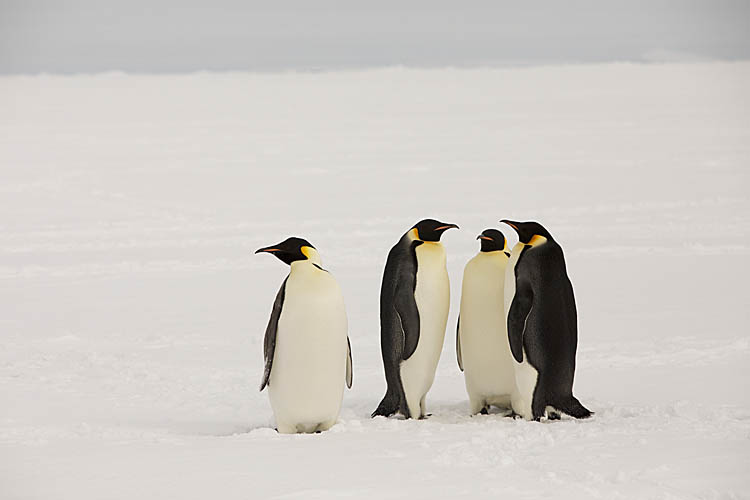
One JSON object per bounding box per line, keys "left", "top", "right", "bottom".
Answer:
{"left": 301, "top": 246, "right": 314, "bottom": 259}
{"left": 528, "top": 234, "right": 548, "bottom": 247}
{"left": 410, "top": 228, "right": 421, "bottom": 241}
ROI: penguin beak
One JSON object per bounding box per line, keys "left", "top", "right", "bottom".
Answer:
{"left": 255, "top": 246, "right": 281, "bottom": 254}
{"left": 435, "top": 223, "right": 459, "bottom": 231}
{"left": 500, "top": 220, "right": 519, "bottom": 231}
{"left": 477, "top": 235, "right": 493, "bottom": 241}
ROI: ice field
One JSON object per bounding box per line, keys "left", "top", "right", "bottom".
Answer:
{"left": 1, "top": 62, "right": 749, "bottom": 499}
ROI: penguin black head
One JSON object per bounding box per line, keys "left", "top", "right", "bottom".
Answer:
{"left": 477, "top": 229, "right": 507, "bottom": 252}
{"left": 255, "top": 237, "right": 318, "bottom": 266}
{"left": 500, "top": 220, "right": 553, "bottom": 245}
{"left": 411, "top": 219, "right": 459, "bottom": 242}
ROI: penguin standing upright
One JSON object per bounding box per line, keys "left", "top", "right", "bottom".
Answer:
{"left": 456, "top": 229, "right": 515, "bottom": 415}
{"left": 501, "top": 220, "right": 591, "bottom": 421}
{"left": 372, "top": 219, "right": 458, "bottom": 419}
{"left": 256, "top": 237, "right": 352, "bottom": 433}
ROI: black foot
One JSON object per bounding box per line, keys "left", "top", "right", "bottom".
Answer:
{"left": 480, "top": 407, "right": 489, "bottom": 415}
{"left": 548, "top": 412, "right": 561, "bottom": 421}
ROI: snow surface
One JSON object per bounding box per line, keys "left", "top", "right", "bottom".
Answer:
{"left": 1, "top": 62, "right": 749, "bottom": 499}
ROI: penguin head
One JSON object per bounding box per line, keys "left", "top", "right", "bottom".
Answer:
{"left": 411, "top": 219, "right": 459, "bottom": 242}
{"left": 477, "top": 229, "right": 507, "bottom": 252}
{"left": 255, "top": 237, "right": 320, "bottom": 266}
{"left": 500, "top": 220, "right": 553, "bottom": 245}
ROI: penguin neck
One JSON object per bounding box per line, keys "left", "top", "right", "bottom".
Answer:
{"left": 478, "top": 249, "right": 508, "bottom": 259}
{"left": 291, "top": 247, "right": 323, "bottom": 270}
{"left": 510, "top": 242, "right": 525, "bottom": 258}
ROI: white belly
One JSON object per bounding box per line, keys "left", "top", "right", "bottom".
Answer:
{"left": 268, "top": 263, "right": 348, "bottom": 433}
{"left": 504, "top": 243, "right": 539, "bottom": 420}
{"left": 510, "top": 348, "right": 538, "bottom": 420}
{"left": 400, "top": 242, "right": 449, "bottom": 418}
{"left": 459, "top": 252, "right": 514, "bottom": 411}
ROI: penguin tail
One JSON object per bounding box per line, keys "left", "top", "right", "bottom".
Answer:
{"left": 371, "top": 390, "right": 400, "bottom": 418}
{"left": 557, "top": 396, "right": 593, "bottom": 419}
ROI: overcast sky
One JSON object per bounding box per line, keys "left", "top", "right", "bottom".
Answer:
{"left": 1, "top": 0, "right": 749, "bottom": 74}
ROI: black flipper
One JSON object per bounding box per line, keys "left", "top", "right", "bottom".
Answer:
{"left": 259, "top": 277, "right": 287, "bottom": 391}
{"left": 507, "top": 279, "right": 533, "bottom": 363}
{"left": 346, "top": 336, "right": 353, "bottom": 389}
{"left": 395, "top": 280, "right": 420, "bottom": 361}
{"left": 456, "top": 314, "right": 463, "bottom": 372}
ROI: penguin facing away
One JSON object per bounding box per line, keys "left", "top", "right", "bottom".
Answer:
{"left": 501, "top": 220, "right": 591, "bottom": 421}
{"left": 372, "top": 219, "right": 459, "bottom": 419}
{"left": 456, "top": 229, "right": 515, "bottom": 415}
{"left": 256, "top": 237, "right": 352, "bottom": 433}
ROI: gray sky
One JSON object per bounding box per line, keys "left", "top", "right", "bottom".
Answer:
{"left": 1, "top": 0, "right": 749, "bottom": 74}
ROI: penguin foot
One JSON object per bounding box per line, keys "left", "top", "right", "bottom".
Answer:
{"left": 480, "top": 407, "right": 489, "bottom": 415}
{"left": 548, "top": 411, "right": 561, "bottom": 421}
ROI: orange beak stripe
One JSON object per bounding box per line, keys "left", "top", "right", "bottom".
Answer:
{"left": 479, "top": 236, "right": 493, "bottom": 241}
{"left": 435, "top": 225, "right": 456, "bottom": 231}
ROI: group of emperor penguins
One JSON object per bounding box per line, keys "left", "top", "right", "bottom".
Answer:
{"left": 255, "top": 218, "right": 591, "bottom": 434}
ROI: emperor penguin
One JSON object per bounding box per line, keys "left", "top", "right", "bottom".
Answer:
{"left": 372, "top": 219, "right": 459, "bottom": 419}
{"left": 501, "top": 220, "right": 591, "bottom": 421}
{"left": 255, "top": 237, "right": 353, "bottom": 433}
{"left": 456, "top": 229, "right": 515, "bottom": 415}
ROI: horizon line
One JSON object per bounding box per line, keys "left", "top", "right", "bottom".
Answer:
{"left": 2, "top": 57, "right": 748, "bottom": 78}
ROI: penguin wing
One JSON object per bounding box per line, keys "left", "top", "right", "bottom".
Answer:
{"left": 456, "top": 315, "right": 464, "bottom": 371}
{"left": 346, "top": 336, "right": 353, "bottom": 389}
{"left": 394, "top": 279, "right": 421, "bottom": 360}
{"left": 259, "top": 277, "right": 287, "bottom": 391}
{"left": 507, "top": 278, "right": 533, "bottom": 363}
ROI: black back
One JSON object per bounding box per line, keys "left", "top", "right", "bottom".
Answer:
{"left": 371, "top": 232, "right": 422, "bottom": 418}
{"left": 506, "top": 237, "right": 591, "bottom": 419}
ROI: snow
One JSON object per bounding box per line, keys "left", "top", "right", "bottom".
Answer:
{"left": 1, "top": 62, "right": 749, "bottom": 499}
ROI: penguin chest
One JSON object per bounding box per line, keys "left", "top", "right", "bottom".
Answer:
{"left": 269, "top": 265, "right": 348, "bottom": 425}
{"left": 400, "top": 243, "right": 450, "bottom": 405}
{"left": 459, "top": 253, "right": 515, "bottom": 398}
